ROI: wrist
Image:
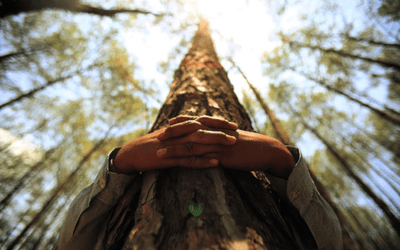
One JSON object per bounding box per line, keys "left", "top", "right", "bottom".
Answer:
{"left": 109, "top": 148, "right": 124, "bottom": 174}
{"left": 112, "top": 147, "right": 142, "bottom": 174}
{"left": 266, "top": 142, "right": 295, "bottom": 180}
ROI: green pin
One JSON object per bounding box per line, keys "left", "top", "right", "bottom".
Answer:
{"left": 188, "top": 200, "right": 204, "bottom": 217}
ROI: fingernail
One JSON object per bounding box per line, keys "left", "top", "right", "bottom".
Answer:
{"left": 157, "top": 148, "right": 167, "bottom": 157}
{"left": 227, "top": 136, "right": 236, "bottom": 143}
{"left": 210, "top": 159, "right": 218, "bottom": 166}
{"left": 229, "top": 122, "right": 238, "bottom": 129}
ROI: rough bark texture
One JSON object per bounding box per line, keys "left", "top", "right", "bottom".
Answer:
{"left": 102, "top": 18, "right": 313, "bottom": 250}
{"left": 230, "top": 59, "right": 357, "bottom": 250}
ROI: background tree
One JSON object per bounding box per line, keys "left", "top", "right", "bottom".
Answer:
{"left": 228, "top": 59, "right": 357, "bottom": 250}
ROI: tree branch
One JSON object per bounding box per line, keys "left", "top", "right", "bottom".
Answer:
{"left": 0, "top": 0, "right": 171, "bottom": 18}
{"left": 75, "top": 5, "right": 170, "bottom": 17}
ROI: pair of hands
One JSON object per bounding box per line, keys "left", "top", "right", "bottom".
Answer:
{"left": 113, "top": 115, "right": 295, "bottom": 179}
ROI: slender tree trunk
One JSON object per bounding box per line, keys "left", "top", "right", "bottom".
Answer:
{"left": 289, "top": 41, "right": 400, "bottom": 71}
{"left": 18, "top": 203, "right": 62, "bottom": 250}
{"left": 0, "top": 47, "right": 48, "bottom": 64}
{"left": 312, "top": 115, "right": 400, "bottom": 200}
{"left": 329, "top": 189, "right": 368, "bottom": 250}
{"left": 6, "top": 136, "right": 109, "bottom": 250}
{"left": 342, "top": 117, "right": 400, "bottom": 161}
{"left": 0, "top": 51, "right": 25, "bottom": 62}
{"left": 344, "top": 208, "right": 374, "bottom": 250}
{"left": 266, "top": 64, "right": 400, "bottom": 126}
{"left": 103, "top": 18, "right": 315, "bottom": 250}
{"left": 340, "top": 34, "right": 400, "bottom": 50}
{"left": 0, "top": 140, "right": 66, "bottom": 212}
{"left": 30, "top": 204, "right": 64, "bottom": 250}
{"left": 230, "top": 59, "right": 357, "bottom": 250}
{"left": 285, "top": 104, "right": 400, "bottom": 239}
{"left": 0, "top": 63, "right": 106, "bottom": 111}
{"left": 292, "top": 69, "right": 400, "bottom": 126}
{"left": 346, "top": 204, "right": 399, "bottom": 250}
{"left": 0, "top": 75, "right": 72, "bottom": 110}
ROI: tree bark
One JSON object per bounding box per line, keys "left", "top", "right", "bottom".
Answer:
{"left": 0, "top": 0, "right": 165, "bottom": 18}
{"left": 102, "top": 18, "right": 314, "bottom": 250}
{"left": 229, "top": 59, "right": 357, "bottom": 250}
{"left": 285, "top": 104, "right": 400, "bottom": 239}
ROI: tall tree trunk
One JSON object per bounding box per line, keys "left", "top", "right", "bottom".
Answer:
{"left": 311, "top": 115, "right": 400, "bottom": 200}
{"left": 284, "top": 104, "right": 400, "bottom": 239}
{"left": 0, "top": 51, "right": 26, "bottom": 62}
{"left": 290, "top": 69, "right": 400, "bottom": 126}
{"left": 0, "top": 47, "right": 48, "bottom": 64}
{"left": 102, "top": 18, "right": 314, "bottom": 250}
{"left": 0, "top": 75, "right": 73, "bottom": 111}
{"left": 0, "top": 63, "right": 104, "bottom": 111}
{"left": 340, "top": 34, "right": 400, "bottom": 50}
{"left": 18, "top": 202, "right": 63, "bottom": 250}
{"left": 0, "top": 137, "right": 69, "bottom": 212}
{"left": 289, "top": 41, "right": 400, "bottom": 71}
{"left": 229, "top": 59, "right": 357, "bottom": 250}
{"left": 344, "top": 207, "right": 374, "bottom": 250}
{"left": 6, "top": 135, "right": 109, "bottom": 250}
{"left": 264, "top": 63, "right": 400, "bottom": 126}
{"left": 339, "top": 116, "right": 400, "bottom": 161}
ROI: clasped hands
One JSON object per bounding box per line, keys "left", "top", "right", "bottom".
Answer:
{"left": 114, "top": 115, "right": 295, "bottom": 179}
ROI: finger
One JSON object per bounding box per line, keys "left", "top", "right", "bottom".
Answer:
{"left": 168, "top": 115, "right": 196, "bottom": 125}
{"left": 192, "top": 129, "right": 237, "bottom": 145}
{"left": 157, "top": 143, "right": 221, "bottom": 159}
{"left": 166, "top": 156, "right": 219, "bottom": 169}
{"left": 195, "top": 116, "right": 238, "bottom": 130}
{"left": 169, "top": 115, "right": 238, "bottom": 130}
{"left": 159, "top": 120, "right": 207, "bottom": 140}
{"left": 160, "top": 128, "right": 237, "bottom": 145}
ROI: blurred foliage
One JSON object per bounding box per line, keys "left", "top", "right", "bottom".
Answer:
{"left": 0, "top": 0, "right": 165, "bottom": 248}
{"left": 378, "top": 0, "right": 400, "bottom": 22}
{"left": 258, "top": 0, "right": 400, "bottom": 248}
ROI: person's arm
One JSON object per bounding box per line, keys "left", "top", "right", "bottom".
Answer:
{"left": 58, "top": 148, "right": 140, "bottom": 250}
{"left": 265, "top": 146, "right": 343, "bottom": 250}
{"left": 160, "top": 115, "right": 342, "bottom": 249}
{"left": 58, "top": 117, "right": 241, "bottom": 250}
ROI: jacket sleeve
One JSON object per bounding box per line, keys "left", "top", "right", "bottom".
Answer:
{"left": 58, "top": 147, "right": 140, "bottom": 250}
{"left": 266, "top": 146, "right": 343, "bottom": 250}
